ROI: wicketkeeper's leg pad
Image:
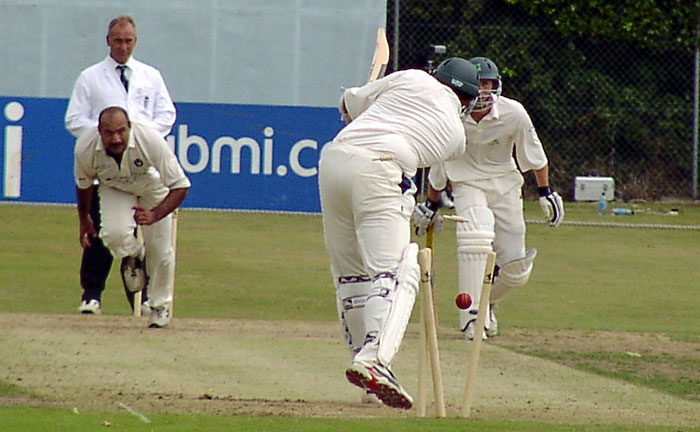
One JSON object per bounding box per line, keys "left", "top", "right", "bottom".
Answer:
{"left": 456, "top": 206, "right": 495, "bottom": 331}
{"left": 490, "top": 248, "right": 537, "bottom": 303}
{"left": 336, "top": 275, "right": 372, "bottom": 353}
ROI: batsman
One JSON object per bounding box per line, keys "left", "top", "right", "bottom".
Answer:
{"left": 318, "top": 58, "right": 480, "bottom": 409}
{"left": 412, "top": 57, "right": 564, "bottom": 340}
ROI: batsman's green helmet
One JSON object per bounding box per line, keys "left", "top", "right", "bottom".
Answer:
{"left": 433, "top": 57, "right": 480, "bottom": 99}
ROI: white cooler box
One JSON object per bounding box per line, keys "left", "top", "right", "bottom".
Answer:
{"left": 574, "top": 176, "right": 615, "bottom": 201}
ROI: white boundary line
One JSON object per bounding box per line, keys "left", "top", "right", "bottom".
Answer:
{"left": 2, "top": 201, "right": 699, "bottom": 230}
{"left": 525, "top": 219, "right": 700, "bottom": 230}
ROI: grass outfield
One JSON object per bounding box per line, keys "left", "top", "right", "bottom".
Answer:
{"left": 2, "top": 407, "right": 696, "bottom": 432}
{"left": 5, "top": 407, "right": 692, "bottom": 432}
{"left": 1, "top": 200, "right": 699, "bottom": 431}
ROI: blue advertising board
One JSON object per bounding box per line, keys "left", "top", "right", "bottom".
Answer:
{"left": 0, "top": 97, "right": 345, "bottom": 213}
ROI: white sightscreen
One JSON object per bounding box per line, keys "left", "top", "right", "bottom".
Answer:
{"left": 0, "top": 0, "right": 386, "bottom": 107}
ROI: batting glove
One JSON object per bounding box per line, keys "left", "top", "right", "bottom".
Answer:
{"left": 538, "top": 186, "right": 565, "bottom": 228}
{"left": 411, "top": 199, "right": 444, "bottom": 236}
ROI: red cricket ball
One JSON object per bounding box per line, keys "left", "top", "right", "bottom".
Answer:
{"left": 455, "top": 292, "right": 472, "bottom": 310}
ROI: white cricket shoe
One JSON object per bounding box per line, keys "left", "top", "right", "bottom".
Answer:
{"left": 149, "top": 305, "right": 171, "bottom": 328}
{"left": 463, "top": 319, "right": 487, "bottom": 341}
{"left": 346, "top": 361, "right": 413, "bottom": 410}
{"left": 485, "top": 305, "right": 498, "bottom": 337}
{"left": 78, "top": 299, "right": 102, "bottom": 315}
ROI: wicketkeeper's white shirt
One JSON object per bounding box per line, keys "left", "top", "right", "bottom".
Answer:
{"left": 65, "top": 56, "right": 176, "bottom": 138}
{"left": 336, "top": 69, "right": 466, "bottom": 177}
{"left": 431, "top": 95, "right": 548, "bottom": 188}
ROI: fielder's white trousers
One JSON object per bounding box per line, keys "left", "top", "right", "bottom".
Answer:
{"left": 98, "top": 185, "right": 174, "bottom": 309}
{"left": 451, "top": 171, "right": 527, "bottom": 265}
{"left": 318, "top": 143, "right": 414, "bottom": 280}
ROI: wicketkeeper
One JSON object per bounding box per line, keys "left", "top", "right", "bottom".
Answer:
{"left": 319, "top": 58, "right": 480, "bottom": 409}
{"left": 412, "top": 57, "right": 564, "bottom": 340}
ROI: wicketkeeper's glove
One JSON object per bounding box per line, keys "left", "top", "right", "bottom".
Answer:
{"left": 411, "top": 199, "right": 444, "bottom": 236}
{"left": 538, "top": 186, "right": 565, "bottom": 228}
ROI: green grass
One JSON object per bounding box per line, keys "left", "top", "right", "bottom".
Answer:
{"left": 2, "top": 201, "right": 698, "bottom": 331}
{"left": 509, "top": 347, "right": 700, "bottom": 401}
{"left": 1, "top": 407, "right": 697, "bottom": 432}
{"left": 0, "top": 379, "right": 30, "bottom": 398}
{"left": 1, "top": 200, "right": 699, "bottom": 431}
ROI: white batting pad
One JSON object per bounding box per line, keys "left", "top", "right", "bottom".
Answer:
{"left": 490, "top": 248, "right": 537, "bottom": 303}
{"left": 355, "top": 243, "right": 420, "bottom": 367}
{"left": 336, "top": 276, "right": 372, "bottom": 353}
{"left": 455, "top": 206, "right": 495, "bottom": 331}
{"left": 455, "top": 206, "right": 495, "bottom": 254}
{"left": 376, "top": 242, "right": 419, "bottom": 366}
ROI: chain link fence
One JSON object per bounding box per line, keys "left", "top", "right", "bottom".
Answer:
{"left": 387, "top": 1, "right": 699, "bottom": 202}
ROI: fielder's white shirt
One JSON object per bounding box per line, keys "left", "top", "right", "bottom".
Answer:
{"left": 65, "top": 56, "right": 176, "bottom": 138}
{"left": 336, "top": 69, "right": 466, "bottom": 177}
{"left": 433, "top": 96, "right": 547, "bottom": 186}
{"left": 74, "top": 122, "right": 190, "bottom": 201}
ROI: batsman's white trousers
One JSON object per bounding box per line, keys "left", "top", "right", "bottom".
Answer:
{"left": 451, "top": 171, "right": 527, "bottom": 265}
{"left": 98, "top": 185, "right": 174, "bottom": 309}
{"left": 319, "top": 143, "right": 414, "bottom": 281}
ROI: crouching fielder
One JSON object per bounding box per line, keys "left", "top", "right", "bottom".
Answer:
{"left": 319, "top": 59, "right": 479, "bottom": 409}
{"left": 75, "top": 106, "right": 190, "bottom": 328}
{"left": 412, "top": 57, "right": 564, "bottom": 340}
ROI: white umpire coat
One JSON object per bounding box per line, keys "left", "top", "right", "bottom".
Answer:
{"left": 65, "top": 55, "right": 176, "bottom": 138}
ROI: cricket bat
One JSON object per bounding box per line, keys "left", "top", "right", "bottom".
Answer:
{"left": 367, "top": 27, "right": 389, "bottom": 83}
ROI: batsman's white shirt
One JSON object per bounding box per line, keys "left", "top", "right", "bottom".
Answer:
{"left": 336, "top": 69, "right": 466, "bottom": 177}
{"left": 430, "top": 95, "right": 547, "bottom": 188}
{"left": 74, "top": 122, "right": 190, "bottom": 309}
{"left": 430, "top": 95, "right": 548, "bottom": 266}
{"left": 65, "top": 56, "right": 176, "bottom": 138}
{"left": 320, "top": 69, "right": 465, "bottom": 278}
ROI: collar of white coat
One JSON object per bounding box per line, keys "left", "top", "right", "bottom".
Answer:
{"left": 105, "top": 55, "right": 135, "bottom": 72}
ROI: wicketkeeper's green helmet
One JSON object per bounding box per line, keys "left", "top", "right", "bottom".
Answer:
{"left": 469, "top": 56, "right": 500, "bottom": 81}
{"left": 469, "top": 56, "right": 502, "bottom": 111}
